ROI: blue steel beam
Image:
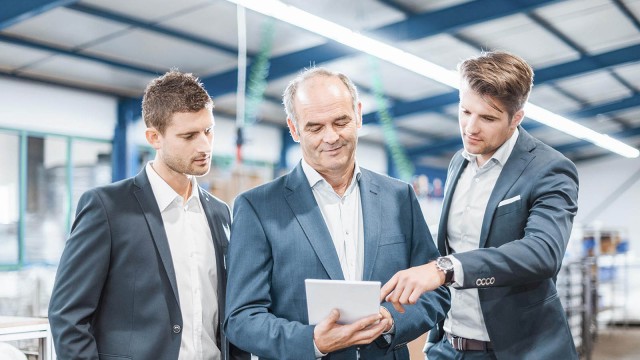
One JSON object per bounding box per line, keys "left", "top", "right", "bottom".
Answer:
{"left": 0, "top": 70, "right": 128, "bottom": 97}
{"left": 0, "top": 0, "right": 78, "bottom": 30}
{"left": 613, "top": 0, "right": 640, "bottom": 32}
{"left": 66, "top": 3, "right": 243, "bottom": 56}
{"left": 365, "top": 43, "right": 640, "bottom": 130}
{"left": 201, "top": 0, "right": 559, "bottom": 97}
{"left": 529, "top": 10, "right": 637, "bottom": 99}
{"left": 535, "top": 44, "right": 640, "bottom": 83}
{"left": 555, "top": 126, "right": 640, "bottom": 154}
{"left": 375, "top": 0, "right": 413, "bottom": 15}
{"left": 370, "top": 0, "right": 559, "bottom": 42}
{"left": 407, "top": 93, "right": 640, "bottom": 158}
{"left": 0, "top": 33, "right": 163, "bottom": 75}
{"left": 570, "top": 93, "right": 640, "bottom": 119}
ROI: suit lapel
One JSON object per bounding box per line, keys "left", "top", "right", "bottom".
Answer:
{"left": 479, "top": 128, "right": 536, "bottom": 248}
{"left": 133, "top": 170, "right": 180, "bottom": 305}
{"left": 284, "top": 164, "right": 344, "bottom": 280}
{"left": 359, "top": 170, "right": 381, "bottom": 281}
{"left": 200, "top": 188, "right": 228, "bottom": 275}
{"left": 199, "top": 188, "right": 229, "bottom": 350}
{"left": 438, "top": 153, "right": 468, "bottom": 254}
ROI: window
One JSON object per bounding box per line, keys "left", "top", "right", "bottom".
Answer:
{"left": 0, "top": 129, "right": 112, "bottom": 267}
{"left": 0, "top": 131, "right": 19, "bottom": 265}
{"left": 24, "top": 135, "right": 68, "bottom": 264}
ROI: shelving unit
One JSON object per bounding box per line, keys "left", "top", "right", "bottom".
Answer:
{"left": 582, "top": 227, "right": 630, "bottom": 327}
{"left": 558, "top": 225, "right": 632, "bottom": 359}
{"left": 557, "top": 257, "right": 597, "bottom": 360}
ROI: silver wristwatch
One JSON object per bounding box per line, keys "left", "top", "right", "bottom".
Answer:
{"left": 436, "top": 256, "right": 455, "bottom": 286}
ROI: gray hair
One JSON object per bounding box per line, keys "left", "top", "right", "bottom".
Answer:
{"left": 282, "top": 67, "right": 359, "bottom": 133}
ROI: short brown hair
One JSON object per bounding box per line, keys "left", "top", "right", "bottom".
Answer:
{"left": 458, "top": 51, "right": 533, "bottom": 119}
{"left": 142, "top": 70, "right": 213, "bottom": 134}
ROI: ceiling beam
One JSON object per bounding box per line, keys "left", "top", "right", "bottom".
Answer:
{"left": 613, "top": 0, "right": 640, "bottom": 32}
{"left": 0, "top": 33, "right": 163, "bottom": 75}
{"left": 201, "top": 0, "right": 559, "bottom": 97}
{"left": 362, "top": 43, "right": 640, "bottom": 126}
{"left": 535, "top": 44, "right": 640, "bottom": 82}
{"left": 369, "top": 0, "right": 559, "bottom": 42}
{"left": 555, "top": 126, "right": 640, "bottom": 154}
{"left": 0, "top": 0, "right": 78, "bottom": 30}
{"left": 407, "top": 93, "right": 640, "bottom": 158}
{"left": 66, "top": 3, "right": 243, "bottom": 56}
{"left": 0, "top": 69, "right": 127, "bottom": 97}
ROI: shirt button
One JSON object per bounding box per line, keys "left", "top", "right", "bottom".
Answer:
{"left": 466, "top": 206, "right": 470, "bottom": 211}
{"left": 173, "top": 324, "right": 181, "bottom": 333}
{"left": 475, "top": 178, "right": 479, "bottom": 183}
{"left": 345, "top": 230, "right": 350, "bottom": 235}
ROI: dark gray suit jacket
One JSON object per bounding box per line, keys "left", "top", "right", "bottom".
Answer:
{"left": 428, "top": 128, "right": 579, "bottom": 359}
{"left": 224, "top": 163, "right": 450, "bottom": 360}
{"left": 49, "top": 169, "right": 248, "bottom": 360}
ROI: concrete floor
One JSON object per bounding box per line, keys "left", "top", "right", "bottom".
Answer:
{"left": 592, "top": 326, "right": 640, "bottom": 360}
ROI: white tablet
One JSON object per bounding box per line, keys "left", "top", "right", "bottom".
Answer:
{"left": 305, "top": 279, "right": 381, "bottom": 325}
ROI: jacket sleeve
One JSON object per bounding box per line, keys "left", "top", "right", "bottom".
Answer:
{"left": 48, "top": 189, "right": 111, "bottom": 360}
{"left": 382, "top": 184, "right": 451, "bottom": 350}
{"left": 224, "top": 194, "right": 316, "bottom": 360}
{"left": 454, "top": 156, "right": 579, "bottom": 288}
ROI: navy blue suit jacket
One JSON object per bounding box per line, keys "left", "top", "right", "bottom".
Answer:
{"left": 49, "top": 169, "right": 248, "bottom": 360}
{"left": 429, "top": 128, "right": 579, "bottom": 359}
{"left": 224, "top": 163, "right": 450, "bottom": 360}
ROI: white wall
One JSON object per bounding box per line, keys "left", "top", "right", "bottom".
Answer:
{"left": 0, "top": 78, "right": 117, "bottom": 139}
{"left": 575, "top": 155, "right": 640, "bottom": 249}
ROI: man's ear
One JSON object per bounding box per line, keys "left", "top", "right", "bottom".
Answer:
{"left": 511, "top": 109, "right": 524, "bottom": 130}
{"left": 286, "top": 118, "right": 300, "bottom": 142}
{"left": 145, "top": 128, "right": 162, "bottom": 150}
{"left": 356, "top": 101, "right": 362, "bottom": 129}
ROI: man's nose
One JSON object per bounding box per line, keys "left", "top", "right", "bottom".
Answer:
{"left": 196, "top": 132, "right": 213, "bottom": 151}
{"left": 465, "top": 116, "right": 479, "bottom": 135}
{"left": 322, "top": 126, "right": 339, "bottom": 143}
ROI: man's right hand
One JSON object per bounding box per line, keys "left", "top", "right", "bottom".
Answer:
{"left": 313, "top": 309, "right": 388, "bottom": 354}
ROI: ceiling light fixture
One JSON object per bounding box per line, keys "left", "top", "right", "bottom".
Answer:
{"left": 226, "top": 0, "right": 639, "bottom": 158}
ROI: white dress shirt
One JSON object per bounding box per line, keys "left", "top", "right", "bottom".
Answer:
{"left": 146, "top": 163, "right": 220, "bottom": 360}
{"left": 301, "top": 160, "right": 365, "bottom": 358}
{"left": 444, "top": 129, "right": 519, "bottom": 341}
{"left": 301, "top": 160, "right": 364, "bottom": 282}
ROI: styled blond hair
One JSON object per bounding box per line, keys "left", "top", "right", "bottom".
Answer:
{"left": 458, "top": 51, "right": 533, "bottom": 119}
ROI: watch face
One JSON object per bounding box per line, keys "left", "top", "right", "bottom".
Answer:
{"left": 438, "top": 257, "right": 453, "bottom": 271}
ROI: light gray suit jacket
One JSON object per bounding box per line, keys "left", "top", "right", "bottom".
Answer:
{"left": 428, "top": 127, "right": 579, "bottom": 359}
{"left": 49, "top": 170, "right": 248, "bottom": 360}
{"left": 224, "top": 163, "right": 450, "bottom": 360}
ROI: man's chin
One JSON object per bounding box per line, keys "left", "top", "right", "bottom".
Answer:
{"left": 188, "top": 167, "right": 210, "bottom": 177}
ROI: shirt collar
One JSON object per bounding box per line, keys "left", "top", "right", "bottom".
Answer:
{"left": 462, "top": 127, "right": 519, "bottom": 168}
{"left": 145, "top": 162, "right": 200, "bottom": 212}
{"left": 300, "top": 158, "right": 361, "bottom": 193}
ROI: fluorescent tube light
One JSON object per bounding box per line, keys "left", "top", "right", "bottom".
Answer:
{"left": 227, "top": 0, "right": 639, "bottom": 159}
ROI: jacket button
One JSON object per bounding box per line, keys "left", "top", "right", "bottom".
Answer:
{"left": 173, "top": 324, "right": 181, "bottom": 333}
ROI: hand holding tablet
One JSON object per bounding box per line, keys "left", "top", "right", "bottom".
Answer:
{"left": 305, "top": 279, "right": 381, "bottom": 325}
